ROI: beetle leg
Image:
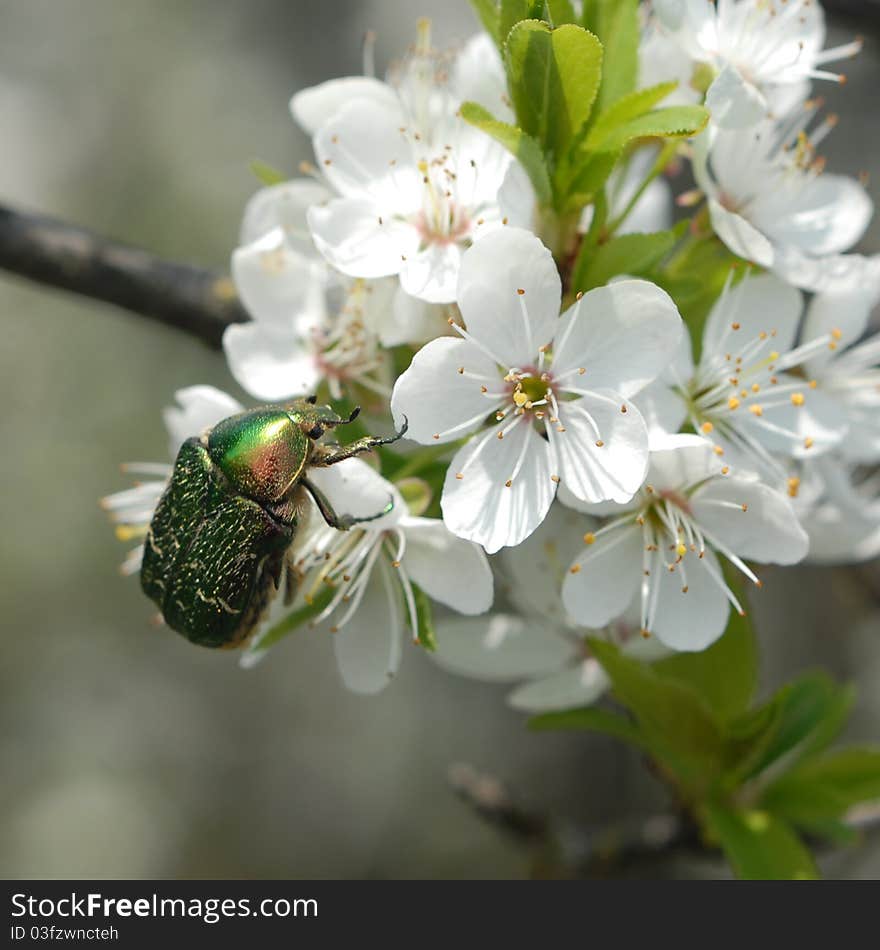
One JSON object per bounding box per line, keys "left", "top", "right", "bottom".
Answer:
{"left": 311, "top": 417, "right": 408, "bottom": 467}
{"left": 300, "top": 475, "right": 393, "bottom": 530}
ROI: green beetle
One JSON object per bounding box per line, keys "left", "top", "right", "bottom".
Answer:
{"left": 141, "top": 397, "right": 404, "bottom": 648}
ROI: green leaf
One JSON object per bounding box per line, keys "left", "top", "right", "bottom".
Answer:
{"left": 249, "top": 159, "right": 286, "bottom": 186}
{"left": 505, "top": 20, "right": 603, "bottom": 167}
{"left": 703, "top": 804, "right": 820, "bottom": 880}
{"left": 529, "top": 705, "right": 650, "bottom": 751}
{"left": 580, "top": 0, "right": 639, "bottom": 110}
{"left": 589, "top": 638, "right": 726, "bottom": 786}
{"left": 654, "top": 595, "right": 758, "bottom": 725}
{"left": 460, "top": 101, "right": 553, "bottom": 205}
{"left": 570, "top": 223, "right": 685, "bottom": 294}
{"left": 762, "top": 746, "right": 880, "bottom": 829}
{"left": 500, "top": 0, "right": 546, "bottom": 43}
{"left": 411, "top": 583, "right": 437, "bottom": 652}
{"left": 546, "top": 0, "right": 578, "bottom": 26}
{"left": 469, "top": 0, "right": 501, "bottom": 44}
{"left": 585, "top": 104, "right": 709, "bottom": 152}
{"left": 733, "top": 672, "right": 855, "bottom": 782}
{"left": 584, "top": 81, "right": 678, "bottom": 148}
{"left": 563, "top": 148, "right": 620, "bottom": 209}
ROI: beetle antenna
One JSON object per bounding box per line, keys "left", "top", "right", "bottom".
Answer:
{"left": 317, "top": 406, "right": 361, "bottom": 428}
{"left": 345, "top": 406, "right": 361, "bottom": 424}
{"left": 305, "top": 394, "right": 317, "bottom": 405}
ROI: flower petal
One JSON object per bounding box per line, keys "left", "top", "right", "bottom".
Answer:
{"left": 553, "top": 390, "right": 650, "bottom": 504}
{"left": 561, "top": 524, "right": 642, "bottom": 628}
{"left": 399, "top": 241, "right": 462, "bottom": 304}
{"left": 290, "top": 77, "right": 401, "bottom": 135}
{"left": 431, "top": 614, "right": 577, "bottom": 681}
{"left": 441, "top": 421, "right": 556, "bottom": 554}
{"left": 553, "top": 280, "right": 683, "bottom": 398}
{"left": 651, "top": 548, "right": 731, "bottom": 652}
{"left": 803, "top": 289, "right": 876, "bottom": 373}
{"left": 742, "top": 382, "right": 846, "bottom": 459}
{"left": 163, "top": 386, "right": 243, "bottom": 454}
{"left": 400, "top": 516, "right": 493, "bottom": 614}
{"left": 456, "top": 227, "right": 561, "bottom": 367}
{"left": 308, "top": 197, "right": 420, "bottom": 279}
{"left": 307, "top": 457, "right": 403, "bottom": 530}
{"left": 369, "top": 285, "right": 447, "bottom": 347}
{"left": 707, "top": 198, "right": 775, "bottom": 267}
{"left": 239, "top": 179, "right": 333, "bottom": 248}
{"left": 508, "top": 660, "right": 610, "bottom": 712}
{"left": 691, "top": 477, "right": 808, "bottom": 564}
{"left": 390, "top": 336, "right": 500, "bottom": 444}
{"left": 646, "top": 433, "right": 724, "bottom": 491}
{"left": 770, "top": 248, "right": 880, "bottom": 295}
{"left": 223, "top": 323, "right": 319, "bottom": 401}
{"left": 705, "top": 65, "right": 768, "bottom": 129}
{"left": 332, "top": 558, "right": 403, "bottom": 694}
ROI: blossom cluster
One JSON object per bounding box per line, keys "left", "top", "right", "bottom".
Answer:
{"left": 106, "top": 3, "right": 880, "bottom": 708}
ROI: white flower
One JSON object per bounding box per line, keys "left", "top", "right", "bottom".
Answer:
{"left": 636, "top": 272, "right": 847, "bottom": 484}
{"left": 243, "top": 459, "right": 494, "bottom": 694}
{"left": 797, "top": 287, "right": 880, "bottom": 464}
{"left": 226, "top": 181, "right": 447, "bottom": 401}
{"left": 431, "top": 504, "right": 669, "bottom": 712}
{"left": 652, "top": 0, "right": 862, "bottom": 128}
{"left": 450, "top": 32, "right": 513, "bottom": 124}
{"left": 694, "top": 112, "right": 877, "bottom": 293}
{"left": 102, "top": 386, "right": 245, "bottom": 575}
{"left": 390, "top": 227, "right": 684, "bottom": 553}
{"left": 562, "top": 434, "right": 809, "bottom": 651}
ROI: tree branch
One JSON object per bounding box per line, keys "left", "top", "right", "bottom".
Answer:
{"left": 0, "top": 202, "right": 248, "bottom": 348}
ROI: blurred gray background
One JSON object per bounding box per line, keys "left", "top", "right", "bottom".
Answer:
{"left": 1, "top": 0, "right": 879, "bottom": 879}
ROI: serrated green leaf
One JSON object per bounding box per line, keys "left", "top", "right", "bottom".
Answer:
{"left": 589, "top": 638, "right": 726, "bottom": 787}
{"left": 469, "top": 0, "right": 501, "bottom": 44}
{"left": 581, "top": 0, "right": 639, "bottom": 110}
{"left": 655, "top": 591, "right": 758, "bottom": 724}
{"left": 562, "top": 148, "right": 620, "bottom": 210}
{"left": 761, "top": 746, "right": 880, "bottom": 828}
{"left": 505, "top": 20, "right": 603, "bottom": 167}
{"left": 571, "top": 223, "right": 685, "bottom": 294}
{"left": 249, "top": 159, "right": 286, "bottom": 186}
{"left": 529, "top": 705, "right": 650, "bottom": 751}
{"left": 703, "top": 805, "right": 819, "bottom": 880}
{"left": 500, "top": 0, "right": 546, "bottom": 43}
{"left": 586, "top": 104, "right": 709, "bottom": 152}
{"left": 460, "top": 101, "right": 553, "bottom": 204}
{"left": 732, "top": 672, "right": 855, "bottom": 782}
{"left": 584, "top": 81, "right": 679, "bottom": 148}
{"left": 411, "top": 583, "right": 437, "bottom": 652}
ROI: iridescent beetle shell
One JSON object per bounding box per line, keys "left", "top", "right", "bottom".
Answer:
{"left": 140, "top": 398, "right": 402, "bottom": 648}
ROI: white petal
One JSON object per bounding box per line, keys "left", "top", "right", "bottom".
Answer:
{"left": 691, "top": 477, "right": 809, "bottom": 564}
{"left": 561, "top": 525, "right": 642, "bottom": 628}
{"left": 553, "top": 391, "right": 650, "bottom": 504}
{"left": 553, "top": 280, "right": 683, "bottom": 398}
{"left": 232, "top": 230, "right": 326, "bottom": 328}
{"left": 803, "top": 289, "right": 876, "bottom": 373}
{"left": 390, "top": 336, "right": 499, "bottom": 444}
{"left": 290, "top": 77, "right": 401, "bottom": 135}
{"left": 451, "top": 33, "right": 512, "bottom": 123}
{"left": 646, "top": 433, "right": 724, "bottom": 491}
{"left": 496, "top": 159, "right": 537, "bottom": 231}
{"left": 431, "top": 614, "right": 577, "bottom": 681}
{"left": 508, "top": 660, "right": 611, "bottom": 712}
{"left": 651, "top": 549, "right": 731, "bottom": 652}
{"left": 307, "top": 458, "right": 403, "bottom": 530}
{"left": 163, "top": 386, "right": 243, "bottom": 453}
{"left": 441, "top": 421, "right": 556, "bottom": 554}
{"left": 743, "top": 383, "right": 846, "bottom": 459}
{"left": 239, "top": 179, "right": 332, "bottom": 247}
{"left": 618, "top": 176, "right": 673, "bottom": 235}
{"left": 702, "top": 273, "right": 803, "bottom": 361}
{"left": 223, "top": 323, "right": 319, "bottom": 401}
{"left": 308, "top": 197, "right": 421, "bottom": 279}
{"left": 632, "top": 379, "right": 688, "bottom": 437}
{"left": 706, "top": 65, "right": 768, "bottom": 129}
{"left": 401, "top": 516, "right": 493, "bottom": 615}
{"left": 313, "top": 98, "right": 421, "bottom": 211}
{"left": 456, "top": 227, "right": 561, "bottom": 367}
{"left": 771, "top": 248, "right": 880, "bottom": 295}
{"left": 399, "top": 241, "right": 462, "bottom": 304}
{"left": 332, "top": 558, "right": 403, "bottom": 694}
{"left": 371, "top": 285, "right": 447, "bottom": 347}
{"left": 707, "top": 199, "right": 775, "bottom": 267}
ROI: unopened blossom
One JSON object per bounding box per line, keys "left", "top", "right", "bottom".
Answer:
{"left": 562, "top": 434, "right": 808, "bottom": 651}
{"left": 693, "top": 111, "right": 877, "bottom": 293}
{"left": 101, "top": 386, "right": 245, "bottom": 576}
{"left": 431, "top": 505, "right": 668, "bottom": 712}
{"left": 652, "top": 0, "right": 862, "bottom": 128}
{"left": 243, "top": 459, "right": 494, "bottom": 694}
{"left": 390, "top": 227, "right": 683, "bottom": 553}
{"left": 636, "top": 272, "right": 847, "bottom": 484}
{"left": 797, "top": 287, "right": 880, "bottom": 464}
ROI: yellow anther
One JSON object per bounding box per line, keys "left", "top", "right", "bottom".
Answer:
{"left": 752, "top": 383, "right": 761, "bottom": 393}
{"left": 714, "top": 445, "right": 725, "bottom": 456}
{"left": 787, "top": 476, "right": 800, "bottom": 498}
{"left": 831, "top": 327, "right": 843, "bottom": 340}
{"left": 804, "top": 436, "right": 815, "bottom": 449}
{"left": 790, "top": 392, "right": 805, "bottom": 406}
{"left": 570, "top": 564, "right": 581, "bottom": 574}
{"left": 584, "top": 532, "right": 596, "bottom": 545}
{"left": 728, "top": 397, "right": 740, "bottom": 410}
{"left": 731, "top": 322, "right": 741, "bottom": 330}
{"left": 701, "top": 421, "right": 714, "bottom": 434}
{"left": 513, "top": 390, "right": 529, "bottom": 407}
{"left": 676, "top": 542, "right": 687, "bottom": 557}
{"left": 516, "top": 287, "right": 525, "bottom": 295}
{"left": 750, "top": 404, "right": 763, "bottom": 416}
{"left": 809, "top": 380, "right": 817, "bottom": 389}
{"left": 769, "top": 351, "right": 780, "bottom": 361}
